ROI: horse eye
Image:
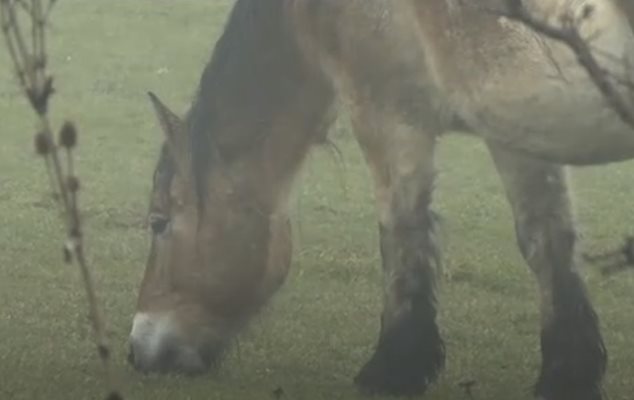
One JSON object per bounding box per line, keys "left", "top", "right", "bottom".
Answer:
{"left": 149, "top": 214, "right": 170, "bottom": 235}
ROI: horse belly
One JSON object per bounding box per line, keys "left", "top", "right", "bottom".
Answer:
{"left": 449, "top": 1, "right": 634, "bottom": 165}
{"left": 468, "top": 82, "right": 634, "bottom": 165}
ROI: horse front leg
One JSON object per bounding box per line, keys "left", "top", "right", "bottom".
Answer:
{"left": 488, "top": 143, "right": 607, "bottom": 400}
{"left": 351, "top": 106, "right": 444, "bottom": 396}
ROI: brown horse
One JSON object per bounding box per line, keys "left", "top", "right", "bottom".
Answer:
{"left": 128, "top": 1, "right": 634, "bottom": 399}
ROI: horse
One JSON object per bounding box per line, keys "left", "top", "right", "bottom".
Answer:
{"left": 127, "top": 1, "right": 634, "bottom": 399}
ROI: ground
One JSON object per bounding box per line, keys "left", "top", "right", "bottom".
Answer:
{"left": 1, "top": 1, "right": 633, "bottom": 399}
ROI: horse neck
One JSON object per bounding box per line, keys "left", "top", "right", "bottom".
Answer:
{"left": 189, "top": 0, "right": 335, "bottom": 213}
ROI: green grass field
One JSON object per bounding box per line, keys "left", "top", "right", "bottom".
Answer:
{"left": 1, "top": 1, "right": 634, "bottom": 399}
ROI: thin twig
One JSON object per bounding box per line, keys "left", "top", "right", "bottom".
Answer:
{"left": 583, "top": 237, "right": 634, "bottom": 277}
{"left": 502, "top": 0, "right": 634, "bottom": 128}
{"left": 0, "top": 1, "right": 122, "bottom": 399}
{"left": 1, "top": 3, "right": 29, "bottom": 96}
{"left": 500, "top": 2, "right": 634, "bottom": 278}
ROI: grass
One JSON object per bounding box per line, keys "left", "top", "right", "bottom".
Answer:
{"left": 1, "top": 1, "right": 633, "bottom": 399}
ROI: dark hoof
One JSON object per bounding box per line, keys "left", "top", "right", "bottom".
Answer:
{"left": 354, "top": 355, "right": 434, "bottom": 396}
{"left": 533, "top": 272, "right": 607, "bottom": 400}
{"left": 354, "top": 316, "right": 445, "bottom": 396}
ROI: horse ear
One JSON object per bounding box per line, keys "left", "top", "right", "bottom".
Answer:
{"left": 147, "top": 92, "right": 190, "bottom": 176}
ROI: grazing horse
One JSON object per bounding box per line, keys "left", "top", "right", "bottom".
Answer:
{"left": 128, "top": 0, "right": 634, "bottom": 399}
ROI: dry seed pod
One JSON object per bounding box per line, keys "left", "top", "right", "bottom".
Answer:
{"left": 34, "top": 132, "right": 51, "bottom": 155}
{"left": 59, "top": 121, "right": 77, "bottom": 148}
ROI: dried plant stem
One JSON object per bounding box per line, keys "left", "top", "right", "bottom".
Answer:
{"left": 0, "top": 1, "right": 121, "bottom": 399}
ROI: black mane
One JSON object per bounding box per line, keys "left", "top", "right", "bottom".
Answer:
{"left": 187, "top": 0, "right": 308, "bottom": 200}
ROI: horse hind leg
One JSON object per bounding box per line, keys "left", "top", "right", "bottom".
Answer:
{"left": 487, "top": 143, "right": 607, "bottom": 400}
{"left": 349, "top": 99, "right": 445, "bottom": 396}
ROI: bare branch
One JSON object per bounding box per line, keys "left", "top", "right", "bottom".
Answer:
{"left": 500, "top": 0, "right": 634, "bottom": 275}
{"left": 583, "top": 236, "right": 634, "bottom": 277}
{"left": 502, "top": 0, "right": 634, "bottom": 128}
{"left": 0, "top": 1, "right": 123, "bottom": 399}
